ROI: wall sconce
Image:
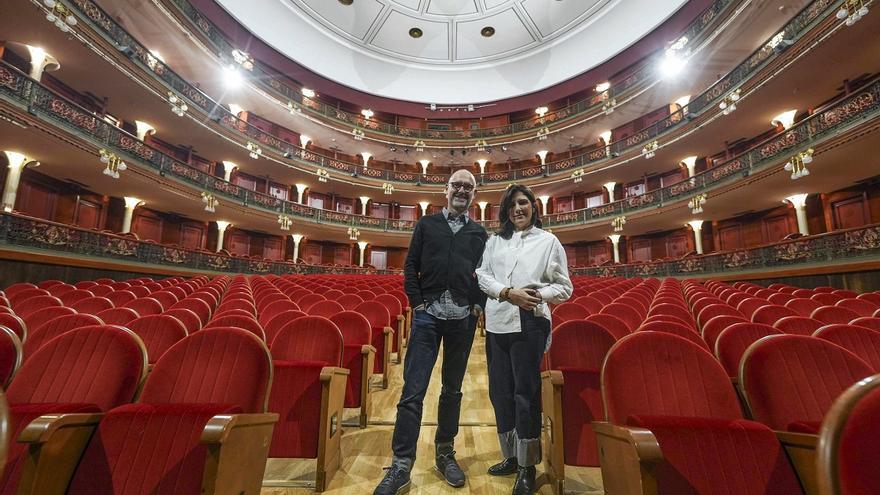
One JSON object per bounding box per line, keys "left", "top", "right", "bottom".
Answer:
{"left": 201, "top": 192, "right": 218, "bottom": 213}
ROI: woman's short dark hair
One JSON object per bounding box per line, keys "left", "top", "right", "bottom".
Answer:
{"left": 497, "top": 184, "right": 542, "bottom": 240}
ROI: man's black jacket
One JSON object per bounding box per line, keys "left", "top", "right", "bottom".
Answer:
{"left": 403, "top": 213, "right": 488, "bottom": 310}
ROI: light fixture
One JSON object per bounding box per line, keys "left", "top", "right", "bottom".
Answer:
{"left": 246, "top": 142, "right": 262, "bottom": 159}
{"left": 719, "top": 88, "right": 741, "bottom": 115}
{"left": 278, "top": 214, "right": 292, "bottom": 231}
{"left": 419, "top": 159, "right": 430, "bottom": 175}
{"left": 595, "top": 82, "right": 611, "bottom": 92}
{"left": 418, "top": 201, "right": 430, "bottom": 215}
{"left": 361, "top": 109, "right": 374, "bottom": 119}
{"left": 687, "top": 219, "right": 704, "bottom": 230}
{"left": 301, "top": 88, "right": 316, "bottom": 98}
{"left": 598, "top": 130, "right": 612, "bottom": 144}
{"left": 43, "top": 0, "right": 77, "bottom": 32}
{"left": 611, "top": 216, "right": 626, "bottom": 232}
{"left": 536, "top": 150, "right": 549, "bottom": 166}
{"left": 230, "top": 49, "right": 254, "bottom": 71}
{"left": 352, "top": 128, "right": 365, "bottom": 141}
{"left": 601, "top": 91, "right": 616, "bottom": 115}
{"left": 360, "top": 152, "right": 372, "bottom": 171}
{"left": 222, "top": 66, "right": 243, "bottom": 89}
{"left": 641, "top": 140, "right": 659, "bottom": 159}
{"left": 316, "top": 169, "right": 330, "bottom": 182}
{"left": 348, "top": 227, "right": 360, "bottom": 241}
{"left": 477, "top": 158, "right": 488, "bottom": 174}
{"left": 481, "top": 26, "right": 495, "bottom": 37}
{"left": 167, "top": 91, "right": 188, "bottom": 116}
{"left": 689, "top": 193, "right": 707, "bottom": 214}
{"left": 772, "top": 110, "right": 797, "bottom": 130}
{"left": 681, "top": 156, "right": 698, "bottom": 177}
{"left": 201, "top": 192, "right": 218, "bottom": 213}
{"left": 660, "top": 36, "right": 689, "bottom": 78}
{"left": 287, "top": 101, "right": 301, "bottom": 114}
{"left": 414, "top": 140, "right": 426, "bottom": 152}
{"left": 536, "top": 127, "right": 550, "bottom": 141}
{"left": 570, "top": 169, "right": 585, "bottom": 183}
{"left": 475, "top": 139, "right": 488, "bottom": 152}
{"left": 99, "top": 149, "right": 127, "bottom": 179}
{"left": 837, "top": 0, "right": 870, "bottom": 25}
{"left": 409, "top": 27, "right": 423, "bottom": 38}
{"left": 135, "top": 121, "right": 156, "bottom": 141}
{"left": 784, "top": 193, "right": 810, "bottom": 208}
{"left": 383, "top": 183, "right": 394, "bottom": 195}
{"left": 784, "top": 148, "right": 814, "bottom": 180}
{"left": 299, "top": 134, "right": 311, "bottom": 148}
{"left": 535, "top": 106, "right": 549, "bottom": 118}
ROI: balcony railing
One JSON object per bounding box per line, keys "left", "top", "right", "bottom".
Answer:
{"left": 0, "top": 212, "right": 400, "bottom": 275}
{"left": 2, "top": 61, "right": 878, "bottom": 234}
{"left": 571, "top": 223, "right": 880, "bottom": 279}
{"left": 60, "top": 0, "right": 842, "bottom": 185}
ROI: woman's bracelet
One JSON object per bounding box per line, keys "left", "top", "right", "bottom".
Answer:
{"left": 501, "top": 287, "right": 512, "bottom": 301}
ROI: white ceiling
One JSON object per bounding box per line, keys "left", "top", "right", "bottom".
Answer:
{"left": 215, "top": 0, "right": 688, "bottom": 104}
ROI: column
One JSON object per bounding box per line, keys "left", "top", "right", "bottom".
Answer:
{"left": 222, "top": 161, "right": 237, "bottom": 182}
{"left": 295, "top": 183, "right": 308, "bottom": 204}
{"left": 418, "top": 201, "right": 429, "bottom": 216}
{"left": 359, "top": 196, "right": 370, "bottom": 216}
{"left": 291, "top": 234, "right": 304, "bottom": 262}
{"left": 419, "top": 160, "right": 430, "bottom": 176}
{"left": 477, "top": 201, "right": 488, "bottom": 222}
{"left": 688, "top": 220, "right": 705, "bottom": 255}
{"left": 121, "top": 197, "right": 143, "bottom": 234}
{"left": 27, "top": 46, "right": 58, "bottom": 82}
{"left": 603, "top": 182, "right": 617, "bottom": 203}
{"left": 477, "top": 159, "right": 488, "bottom": 175}
{"left": 786, "top": 194, "right": 810, "bottom": 236}
{"left": 215, "top": 220, "right": 231, "bottom": 252}
{"left": 599, "top": 131, "right": 612, "bottom": 157}
{"left": 538, "top": 195, "right": 550, "bottom": 216}
{"left": 537, "top": 150, "right": 549, "bottom": 166}
{"left": 681, "top": 156, "right": 698, "bottom": 177}
{"left": 2, "top": 151, "right": 30, "bottom": 212}
{"left": 361, "top": 152, "right": 372, "bottom": 171}
{"left": 357, "top": 241, "right": 368, "bottom": 267}
{"left": 135, "top": 121, "right": 156, "bottom": 141}
{"left": 608, "top": 234, "right": 621, "bottom": 264}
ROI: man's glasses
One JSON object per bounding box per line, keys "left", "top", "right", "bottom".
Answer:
{"left": 448, "top": 182, "right": 475, "bottom": 192}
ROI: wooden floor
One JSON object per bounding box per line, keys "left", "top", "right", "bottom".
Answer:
{"left": 261, "top": 331, "right": 604, "bottom": 494}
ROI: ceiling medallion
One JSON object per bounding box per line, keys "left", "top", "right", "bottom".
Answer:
{"left": 480, "top": 26, "right": 495, "bottom": 38}
{"left": 338, "top": 0, "right": 353, "bottom": 5}
{"left": 409, "top": 27, "right": 423, "bottom": 39}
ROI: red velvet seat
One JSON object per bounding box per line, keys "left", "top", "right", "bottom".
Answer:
{"left": 105, "top": 290, "right": 137, "bottom": 307}
{"left": 772, "top": 315, "right": 824, "bottom": 335}
{"left": 697, "top": 303, "right": 742, "bottom": 329}
{"left": 700, "top": 314, "right": 748, "bottom": 351}
{"left": 128, "top": 315, "right": 189, "bottom": 364}
{"left": 817, "top": 374, "right": 880, "bottom": 495}
{"left": 851, "top": 316, "right": 880, "bottom": 331}
{"left": 643, "top": 313, "right": 695, "bottom": 330}
{"left": 785, "top": 298, "right": 822, "bottom": 317}
{"left": 38, "top": 280, "right": 64, "bottom": 290}
{"left": 751, "top": 304, "right": 798, "bottom": 326}
{"left": 596, "top": 332, "right": 803, "bottom": 495}
{"left": 66, "top": 327, "right": 274, "bottom": 495}
{"left": 551, "top": 303, "right": 589, "bottom": 325}
{"left": 216, "top": 298, "right": 256, "bottom": 316}
{"left": 162, "top": 308, "right": 203, "bottom": 333}
{"left": 726, "top": 292, "right": 751, "bottom": 308}
{"left": 571, "top": 295, "right": 604, "bottom": 314}
{"left": 2, "top": 326, "right": 146, "bottom": 495}
{"left": 811, "top": 306, "right": 860, "bottom": 325}
{"left": 714, "top": 323, "right": 782, "bottom": 377}
{"left": 264, "top": 310, "right": 308, "bottom": 345}
{"left": 812, "top": 293, "right": 844, "bottom": 305}
{"left": 123, "top": 297, "right": 164, "bottom": 316}
{"left": 585, "top": 313, "right": 630, "bottom": 340}
{"left": 267, "top": 317, "right": 347, "bottom": 490}
{"left": 0, "top": 315, "right": 27, "bottom": 343}
{"left": 740, "top": 334, "right": 874, "bottom": 433}
{"left": 0, "top": 326, "right": 22, "bottom": 388}
{"left": 355, "top": 302, "right": 393, "bottom": 388}
{"left": 170, "top": 298, "right": 212, "bottom": 326}
{"left": 70, "top": 296, "right": 114, "bottom": 315}
{"left": 88, "top": 285, "right": 114, "bottom": 297}
{"left": 298, "top": 294, "right": 327, "bottom": 312}
{"left": 329, "top": 311, "right": 375, "bottom": 427}
{"left": 814, "top": 324, "right": 880, "bottom": 371}
{"left": 857, "top": 293, "right": 880, "bottom": 305}
{"left": 768, "top": 293, "right": 795, "bottom": 305}
{"left": 736, "top": 298, "right": 770, "bottom": 319}
{"left": 616, "top": 297, "right": 648, "bottom": 318}
{"left": 94, "top": 307, "right": 139, "bottom": 326}
{"left": 638, "top": 320, "right": 709, "bottom": 351}
{"left": 337, "top": 294, "right": 364, "bottom": 308}
{"left": 147, "top": 290, "right": 178, "bottom": 310}
{"left": 58, "top": 289, "right": 93, "bottom": 306}
{"left": 836, "top": 298, "right": 879, "bottom": 317}
{"left": 7, "top": 288, "right": 50, "bottom": 308}
{"left": 308, "top": 300, "right": 345, "bottom": 319}
{"left": 543, "top": 320, "right": 616, "bottom": 483}
{"left": 22, "top": 313, "right": 104, "bottom": 361}
{"left": 212, "top": 308, "right": 257, "bottom": 320}
{"left": 647, "top": 303, "right": 695, "bottom": 328}
{"left": 13, "top": 295, "right": 63, "bottom": 320}
{"left": 599, "top": 302, "right": 642, "bottom": 332}
{"left": 187, "top": 291, "right": 218, "bottom": 311}
{"left": 204, "top": 315, "right": 265, "bottom": 341}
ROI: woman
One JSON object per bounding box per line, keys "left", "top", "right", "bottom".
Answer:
{"left": 476, "top": 184, "right": 572, "bottom": 494}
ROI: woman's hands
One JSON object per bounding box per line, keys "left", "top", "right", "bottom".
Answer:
{"left": 507, "top": 288, "right": 542, "bottom": 311}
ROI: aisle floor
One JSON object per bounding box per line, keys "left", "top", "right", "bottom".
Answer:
{"left": 261, "top": 331, "right": 604, "bottom": 494}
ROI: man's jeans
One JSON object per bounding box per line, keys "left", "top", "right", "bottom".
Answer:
{"left": 391, "top": 309, "right": 477, "bottom": 460}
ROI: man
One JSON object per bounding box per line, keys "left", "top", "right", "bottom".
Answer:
{"left": 374, "top": 169, "right": 488, "bottom": 495}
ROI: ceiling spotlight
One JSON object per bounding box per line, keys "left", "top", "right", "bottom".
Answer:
{"left": 409, "top": 27, "right": 423, "bottom": 38}
{"left": 659, "top": 50, "right": 687, "bottom": 78}
{"left": 338, "top": 0, "right": 353, "bottom": 4}
{"left": 481, "top": 26, "right": 495, "bottom": 37}
{"left": 223, "top": 66, "right": 243, "bottom": 88}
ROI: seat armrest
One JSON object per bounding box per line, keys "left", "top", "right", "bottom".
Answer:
{"left": 541, "top": 369, "right": 563, "bottom": 386}
{"left": 541, "top": 370, "right": 565, "bottom": 493}
{"left": 776, "top": 431, "right": 819, "bottom": 495}
{"left": 320, "top": 366, "right": 351, "bottom": 382}
{"left": 201, "top": 413, "right": 278, "bottom": 495}
{"left": 16, "top": 413, "right": 105, "bottom": 495}
{"left": 383, "top": 325, "right": 393, "bottom": 334}
{"left": 317, "top": 365, "right": 349, "bottom": 490}
{"left": 592, "top": 421, "right": 662, "bottom": 495}
{"left": 361, "top": 344, "right": 377, "bottom": 355}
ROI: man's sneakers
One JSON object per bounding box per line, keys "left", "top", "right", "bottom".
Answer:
{"left": 487, "top": 457, "right": 518, "bottom": 476}
{"left": 435, "top": 450, "right": 466, "bottom": 487}
{"left": 373, "top": 464, "right": 411, "bottom": 495}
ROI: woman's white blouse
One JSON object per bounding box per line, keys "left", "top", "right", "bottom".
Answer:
{"left": 476, "top": 227, "right": 573, "bottom": 334}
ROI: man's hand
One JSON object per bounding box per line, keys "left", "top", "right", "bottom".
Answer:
{"left": 507, "top": 288, "right": 541, "bottom": 311}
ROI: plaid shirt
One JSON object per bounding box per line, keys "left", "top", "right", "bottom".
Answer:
{"left": 425, "top": 208, "right": 472, "bottom": 321}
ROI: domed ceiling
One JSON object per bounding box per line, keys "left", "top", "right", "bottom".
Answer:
{"left": 215, "top": 0, "right": 688, "bottom": 104}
